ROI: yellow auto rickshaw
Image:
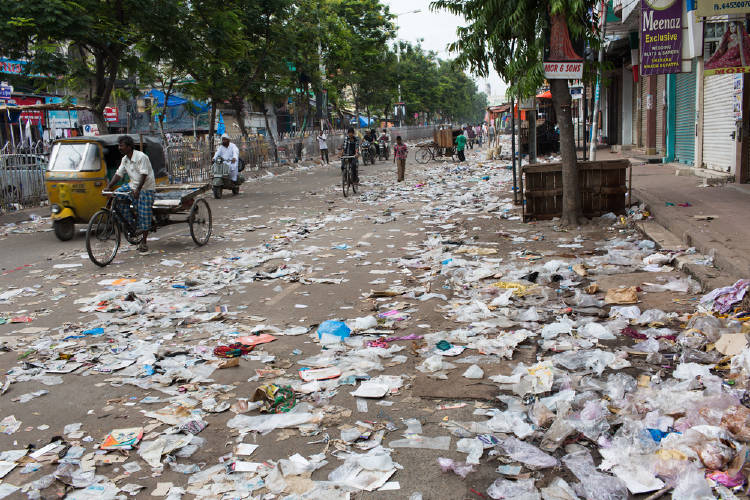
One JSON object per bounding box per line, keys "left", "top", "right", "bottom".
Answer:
{"left": 46, "top": 134, "right": 167, "bottom": 240}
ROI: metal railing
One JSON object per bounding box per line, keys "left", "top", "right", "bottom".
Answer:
{"left": 0, "top": 153, "right": 49, "bottom": 211}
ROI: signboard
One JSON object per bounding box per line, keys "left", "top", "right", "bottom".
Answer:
{"left": 104, "top": 106, "right": 119, "bottom": 122}
{"left": 544, "top": 13, "right": 585, "bottom": 79}
{"left": 697, "top": 0, "right": 750, "bottom": 17}
{"left": 46, "top": 96, "right": 78, "bottom": 129}
{"left": 10, "top": 96, "right": 45, "bottom": 125}
{"left": 544, "top": 61, "right": 584, "bottom": 79}
{"left": 0, "top": 83, "right": 12, "bottom": 100}
{"left": 640, "top": 0, "right": 683, "bottom": 75}
{"left": 570, "top": 85, "right": 584, "bottom": 99}
{"left": 0, "top": 59, "right": 26, "bottom": 76}
{"left": 83, "top": 124, "right": 99, "bottom": 136}
{"left": 704, "top": 20, "right": 750, "bottom": 75}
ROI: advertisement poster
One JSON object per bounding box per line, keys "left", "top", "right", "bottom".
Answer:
{"left": 704, "top": 20, "right": 750, "bottom": 76}
{"left": 640, "top": 0, "right": 683, "bottom": 75}
{"left": 697, "top": 0, "right": 750, "bottom": 18}
{"left": 46, "top": 96, "right": 78, "bottom": 129}
{"left": 544, "top": 13, "right": 584, "bottom": 79}
{"left": 9, "top": 96, "right": 45, "bottom": 125}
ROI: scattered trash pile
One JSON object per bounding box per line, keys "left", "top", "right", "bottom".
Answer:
{"left": 0, "top": 140, "right": 748, "bottom": 499}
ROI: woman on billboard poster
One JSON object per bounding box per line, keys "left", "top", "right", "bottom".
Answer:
{"left": 706, "top": 21, "right": 750, "bottom": 70}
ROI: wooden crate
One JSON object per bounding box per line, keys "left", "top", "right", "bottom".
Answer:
{"left": 433, "top": 129, "right": 461, "bottom": 148}
{"left": 522, "top": 159, "right": 630, "bottom": 221}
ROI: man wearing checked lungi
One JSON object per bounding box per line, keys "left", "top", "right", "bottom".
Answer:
{"left": 104, "top": 135, "right": 157, "bottom": 254}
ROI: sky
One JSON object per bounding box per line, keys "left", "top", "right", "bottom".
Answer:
{"left": 383, "top": 0, "right": 507, "bottom": 103}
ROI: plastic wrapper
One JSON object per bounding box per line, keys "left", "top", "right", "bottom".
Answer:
{"left": 497, "top": 436, "right": 558, "bottom": 469}
{"left": 721, "top": 405, "right": 750, "bottom": 441}
{"left": 605, "top": 373, "right": 637, "bottom": 401}
{"left": 551, "top": 349, "right": 615, "bottom": 376}
{"left": 541, "top": 415, "right": 576, "bottom": 451}
{"left": 696, "top": 440, "right": 735, "bottom": 469}
{"left": 562, "top": 450, "right": 628, "bottom": 500}
{"left": 388, "top": 435, "right": 451, "bottom": 450}
{"left": 569, "top": 400, "right": 610, "bottom": 440}
{"left": 578, "top": 321, "right": 615, "bottom": 340}
{"left": 686, "top": 315, "right": 722, "bottom": 343}
{"left": 669, "top": 465, "right": 715, "bottom": 500}
{"left": 530, "top": 401, "right": 556, "bottom": 427}
{"left": 462, "top": 364, "right": 484, "bottom": 379}
{"left": 540, "top": 477, "right": 580, "bottom": 500}
{"left": 487, "top": 478, "right": 540, "bottom": 500}
{"left": 437, "top": 457, "right": 476, "bottom": 478}
{"left": 456, "top": 437, "right": 484, "bottom": 464}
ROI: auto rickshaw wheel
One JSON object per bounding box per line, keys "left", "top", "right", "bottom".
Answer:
{"left": 213, "top": 186, "right": 222, "bottom": 199}
{"left": 53, "top": 219, "right": 75, "bottom": 241}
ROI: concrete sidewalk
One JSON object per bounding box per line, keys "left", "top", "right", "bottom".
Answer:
{"left": 629, "top": 161, "right": 750, "bottom": 280}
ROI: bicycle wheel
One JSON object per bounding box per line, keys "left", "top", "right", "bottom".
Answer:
{"left": 86, "top": 209, "right": 121, "bottom": 267}
{"left": 189, "top": 198, "right": 212, "bottom": 246}
{"left": 416, "top": 146, "right": 432, "bottom": 164}
{"left": 342, "top": 163, "right": 350, "bottom": 197}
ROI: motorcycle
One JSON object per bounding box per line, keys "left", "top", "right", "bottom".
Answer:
{"left": 378, "top": 139, "right": 389, "bottom": 160}
{"left": 361, "top": 140, "right": 376, "bottom": 165}
{"left": 211, "top": 157, "right": 245, "bottom": 199}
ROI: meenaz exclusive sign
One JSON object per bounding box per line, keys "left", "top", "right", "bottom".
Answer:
{"left": 641, "top": 0, "right": 683, "bottom": 75}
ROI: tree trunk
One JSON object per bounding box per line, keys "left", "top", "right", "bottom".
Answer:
{"left": 159, "top": 80, "right": 175, "bottom": 143}
{"left": 209, "top": 102, "right": 217, "bottom": 154}
{"left": 550, "top": 78, "right": 580, "bottom": 226}
{"left": 232, "top": 97, "right": 248, "bottom": 138}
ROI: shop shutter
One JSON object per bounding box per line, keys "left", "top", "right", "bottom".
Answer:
{"left": 674, "top": 67, "right": 696, "bottom": 164}
{"left": 632, "top": 77, "right": 639, "bottom": 145}
{"left": 640, "top": 77, "right": 649, "bottom": 148}
{"left": 656, "top": 74, "right": 666, "bottom": 153}
{"left": 703, "top": 74, "right": 736, "bottom": 172}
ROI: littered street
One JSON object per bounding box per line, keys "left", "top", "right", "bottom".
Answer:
{"left": 0, "top": 145, "right": 731, "bottom": 499}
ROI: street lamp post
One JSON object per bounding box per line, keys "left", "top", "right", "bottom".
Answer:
{"left": 394, "top": 9, "right": 421, "bottom": 127}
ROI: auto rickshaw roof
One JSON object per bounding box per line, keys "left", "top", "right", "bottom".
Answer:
{"left": 53, "top": 135, "right": 166, "bottom": 177}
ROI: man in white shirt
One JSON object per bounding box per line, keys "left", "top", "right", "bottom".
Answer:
{"left": 213, "top": 133, "right": 239, "bottom": 181}
{"left": 105, "top": 135, "right": 157, "bottom": 254}
{"left": 317, "top": 131, "right": 329, "bottom": 164}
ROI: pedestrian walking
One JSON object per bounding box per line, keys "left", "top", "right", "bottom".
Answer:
{"left": 456, "top": 131, "right": 467, "bottom": 162}
{"left": 489, "top": 122, "right": 496, "bottom": 147}
{"left": 467, "top": 125, "right": 476, "bottom": 149}
{"left": 317, "top": 130, "right": 329, "bottom": 164}
{"left": 393, "top": 135, "right": 408, "bottom": 182}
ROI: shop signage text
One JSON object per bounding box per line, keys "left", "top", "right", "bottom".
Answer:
{"left": 640, "top": 0, "right": 683, "bottom": 75}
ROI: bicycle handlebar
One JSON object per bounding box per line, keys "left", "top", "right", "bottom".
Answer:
{"left": 341, "top": 155, "right": 356, "bottom": 159}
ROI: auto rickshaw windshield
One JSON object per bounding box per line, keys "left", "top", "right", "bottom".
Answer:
{"left": 48, "top": 143, "right": 99, "bottom": 172}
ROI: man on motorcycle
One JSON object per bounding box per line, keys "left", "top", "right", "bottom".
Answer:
{"left": 342, "top": 127, "right": 360, "bottom": 185}
{"left": 213, "top": 133, "right": 239, "bottom": 182}
{"left": 378, "top": 129, "right": 390, "bottom": 159}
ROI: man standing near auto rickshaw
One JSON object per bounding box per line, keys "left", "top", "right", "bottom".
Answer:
{"left": 104, "top": 135, "right": 156, "bottom": 254}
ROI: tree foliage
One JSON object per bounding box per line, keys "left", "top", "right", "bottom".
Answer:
{"left": 431, "top": 0, "right": 602, "bottom": 224}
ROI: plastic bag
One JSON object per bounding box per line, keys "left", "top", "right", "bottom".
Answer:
{"left": 456, "top": 437, "right": 484, "bottom": 464}
{"left": 540, "top": 477, "right": 580, "bottom": 500}
{"left": 463, "top": 364, "right": 484, "bottom": 379}
{"left": 487, "top": 478, "right": 540, "bottom": 500}
{"left": 497, "top": 436, "right": 558, "bottom": 468}
{"left": 669, "top": 465, "right": 715, "bottom": 500}
{"left": 437, "top": 457, "right": 475, "bottom": 478}
{"left": 579, "top": 322, "right": 615, "bottom": 340}
{"left": 317, "top": 320, "right": 351, "bottom": 340}
{"left": 562, "top": 450, "right": 628, "bottom": 500}
{"left": 388, "top": 435, "right": 451, "bottom": 450}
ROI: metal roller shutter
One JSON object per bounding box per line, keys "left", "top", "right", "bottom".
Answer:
{"left": 640, "top": 77, "right": 648, "bottom": 148}
{"left": 632, "top": 78, "right": 639, "bottom": 145}
{"left": 656, "top": 74, "right": 665, "bottom": 153}
{"left": 703, "top": 74, "right": 736, "bottom": 172}
{"left": 674, "top": 67, "right": 696, "bottom": 164}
